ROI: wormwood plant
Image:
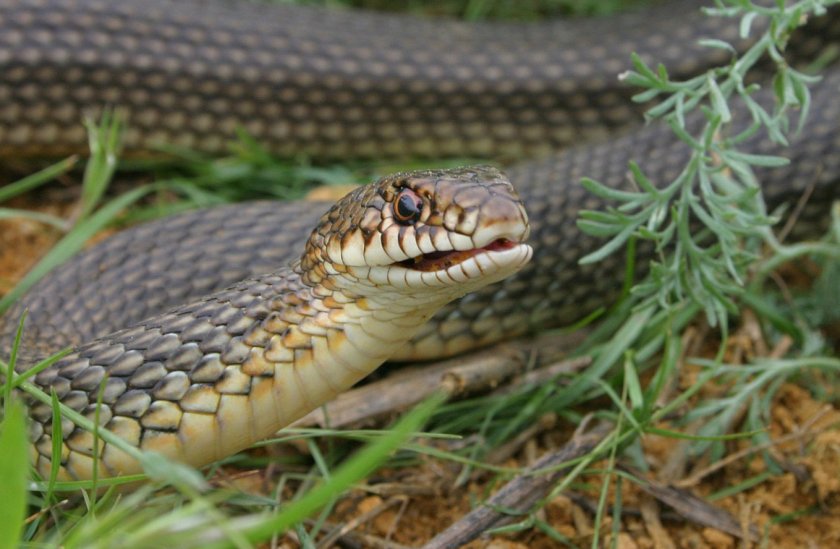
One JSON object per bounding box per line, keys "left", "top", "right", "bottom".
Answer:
{"left": 579, "top": 0, "right": 838, "bottom": 331}
{"left": 551, "top": 2, "right": 840, "bottom": 543}
{"left": 520, "top": 2, "right": 840, "bottom": 453}
{"left": 566, "top": 0, "right": 840, "bottom": 525}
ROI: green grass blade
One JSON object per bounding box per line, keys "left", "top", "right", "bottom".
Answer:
{"left": 48, "top": 389, "right": 63, "bottom": 499}
{"left": 708, "top": 471, "right": 773, "bottom": 501}
{"left": 80, "top": 112, "right": 124, "bottom": 218}
{"left": 0, "top": 208, "right": 69, "bottom": 231}
{"left": 0, "top": 184, "right": 156, "bottom": 315}
{"left": 0, "top": 156, "right": 78, "bottom": 203}
{"left": 2, "top": 313, "right": 26, "bottom": 406}
{"left": 214, "top": 393, "right": 446, "bottom": 546}
{"left": 0, "top": 399, "right": 29, "bottom": 549}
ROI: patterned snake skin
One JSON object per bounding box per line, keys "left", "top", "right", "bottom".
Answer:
{"left": 9, "top": 167, "right": 533, "bottom": 479}
{"left": 2, "top": 1, "right": 840, "bottom": 479}
{"left": 2, "top": 0, "right": 824, "bottom": 159}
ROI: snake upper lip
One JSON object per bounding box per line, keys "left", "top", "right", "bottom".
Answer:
{"left": 397, "top": 237, "right": 519, "bottom": 272}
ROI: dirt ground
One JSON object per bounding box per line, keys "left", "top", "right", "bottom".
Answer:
{"left": 2, "top": 190, "right": 839, "bottom": 548}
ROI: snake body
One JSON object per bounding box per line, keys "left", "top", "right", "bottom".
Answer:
{"left": 12, "top": 166, "right": 532, "bottom": 479}
{"left": 2, "top": 0, "right": 823, "bottom": 159}
{"left": 3, "top": 1, "right": 840, "bottom": 480}
{"left": 9, "top": 70, "right": 840, "bottom": 362}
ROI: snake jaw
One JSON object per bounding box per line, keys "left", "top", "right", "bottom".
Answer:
{"left": 397, "top": 237, "right": 520, "bottom": 272}
{"left": 353, "top": 228, "right": 531, "bottom": 293}
{"left": 382, "top": 235, "right": 532, "bottom": 295}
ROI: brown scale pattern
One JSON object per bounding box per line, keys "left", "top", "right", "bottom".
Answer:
{"left": 0, "top": 0, "right": 764, "bottom": 159}
{"left": 26, "top": 269, "right": 309, "bottom": 477}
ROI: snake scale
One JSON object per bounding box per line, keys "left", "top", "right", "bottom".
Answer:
{"left": 2, "top": 0, "right": 840, "bottom": 480}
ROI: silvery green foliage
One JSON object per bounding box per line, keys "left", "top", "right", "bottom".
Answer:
{"left": 578, "top": 0, "right": 836, "bottom": 330}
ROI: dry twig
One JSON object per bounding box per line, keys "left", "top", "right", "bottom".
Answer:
{"left": 421, "top": 420, "right": 613, "bottom": 549}
{"left": 293, "top": 332, "right": 586, "bottom": 429}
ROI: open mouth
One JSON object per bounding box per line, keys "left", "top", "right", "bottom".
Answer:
{"left": 397, "top": 238, "right": 519, "bottom": 272}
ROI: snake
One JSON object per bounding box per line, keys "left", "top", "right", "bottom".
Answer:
{"left": 2, "top": 0, "right": 840, "bottom": 480}
{"left": 9, "top": 165, "right": 533, "bottom": 479}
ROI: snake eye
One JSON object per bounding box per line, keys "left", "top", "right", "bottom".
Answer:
{"left": 394, "top": 189, "right": 423, "bottom": 225}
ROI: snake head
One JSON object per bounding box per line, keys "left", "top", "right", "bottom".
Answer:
{"left": 301, "top": 166, "right": 532, "bottom": 297}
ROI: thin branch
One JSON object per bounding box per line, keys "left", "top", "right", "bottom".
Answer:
{"left": 422, "top": 421, "right": 612, "bottom": 549}
{"left": 292, "top": 332, "right": 587, "bottom": 429}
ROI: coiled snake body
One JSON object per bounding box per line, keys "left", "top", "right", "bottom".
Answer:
{"left": 2, "top": 0, "right": 840, "bottom": 480}
{"left": 9, "top": 166, "right": 533, "bottom": 479}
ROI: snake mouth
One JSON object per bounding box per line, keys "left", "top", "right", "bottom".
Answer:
{"left": 398, "top": 238, "right": 519, "bottom": 272}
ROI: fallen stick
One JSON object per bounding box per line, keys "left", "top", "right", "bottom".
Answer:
{"left": 422, "top": 420, "right": 613, "bottom": 549}
{"left": 632, "top": 477, "right": 758, "bottom": 541}
{"left": 292, "top": 332, "right": 587, "bottom": 429}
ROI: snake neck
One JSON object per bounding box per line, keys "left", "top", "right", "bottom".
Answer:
{"left": 282, "top": 260, "right": 454, "bottom": 365}
{"left": 266, "top": 263, "right": 443, "bottom": 346}
{"left": 28, "top": 264, "right": 452, "bottom": 479}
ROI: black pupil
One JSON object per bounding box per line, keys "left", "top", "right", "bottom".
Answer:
{"left": 396, "top": 192, "right": 421, "bottom": 223}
